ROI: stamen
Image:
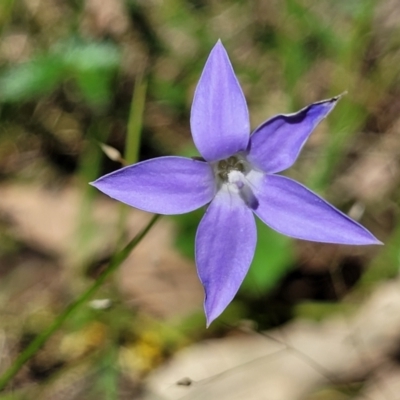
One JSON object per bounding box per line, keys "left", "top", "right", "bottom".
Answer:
{"left": 214, "top": 155, "right": 259, "bottom": 208}
{"left": 219, "top": 160, "right": 228, "bottom": 169}
{"left": 216, "top": 156, "right": 246, "bottom": 182}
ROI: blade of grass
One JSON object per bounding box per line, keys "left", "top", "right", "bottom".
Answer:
{"left": 126, "top": 74, "right": 148, "bottom": 165}
{"left": 0, "top": 214, "right": 161, "bottom": 392}
{"left": 117, "top": 74, "right": 148, "bottom": 244}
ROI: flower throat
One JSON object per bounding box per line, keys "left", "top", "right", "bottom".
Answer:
{"left": 216, "top": 156, "right": 245, "bottom": 181}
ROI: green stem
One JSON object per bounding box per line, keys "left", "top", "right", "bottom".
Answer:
{"left": 126, "top": 73, "right": 147, "bottom": 165}
{"left": 0, "top": 214, "right": 161, "bottom": 392}
{"left": 117, "top": 74, "right": 148, "bottom": 246}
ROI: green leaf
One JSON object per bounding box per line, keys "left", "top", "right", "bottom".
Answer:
{"left": 60, "top": 41, "right": 120, "bottom": 72}
{"left": 60, "top": 41, "right": 120, "bottom": 106}
{"left": 0, "top": 41, "right": 120, "bottom": 104}
{"left": 0, "top": 55, "right": 64, "bottom": 101}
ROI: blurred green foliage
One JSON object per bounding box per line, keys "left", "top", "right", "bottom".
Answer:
{"left": 1, "top": 0, "right": 400, "bottom": 397}
{"left": 0, "top": 41, "right": 120, "bottom": 106}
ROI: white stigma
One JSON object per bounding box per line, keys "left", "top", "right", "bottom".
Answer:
{"left": 225, "top": 169, "right": 259, "bottom": 209}
{"left": 227, "top": 170, "right": 246, "bottom": 192}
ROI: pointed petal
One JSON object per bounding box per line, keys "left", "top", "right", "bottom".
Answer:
{"left": 252, "top": 174, "right": 380, "bottom": 245}
{"left": 91, "top": 156, "right": 216, "bottom": 215}
{"left": 190, "top": 40, "right": 250, "bottom": 162}
{"left": 248, "top": 96, "right": 341, "bottom": 173}
{"left": 195, "top": 189, "right": 256, "bottom": 326}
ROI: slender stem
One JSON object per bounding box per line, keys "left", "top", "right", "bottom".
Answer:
{"left": 117, "top": 74, "right": 148, "bottom": 246}
{"left": 126, "top": 73, "right": 147, "bottom": 165}
{"left": 0, "top": 214, "right": 161, "bottom": 392}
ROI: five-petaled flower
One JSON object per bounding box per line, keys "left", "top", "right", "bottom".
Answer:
{"left": 91, "top": 40, "right": 380, "bottom": 327}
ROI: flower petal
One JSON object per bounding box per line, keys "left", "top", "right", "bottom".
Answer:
{"left": 247, "top": 96, "right": 341, "bottom": 173}
{"left": 195, "top": 189, "right": 257, "bottom": 326}
{"left": 91, "top": 156, "right": 216, "bottom": 215}
{"left": 252, "top": 174, "right": 380, "bottom": 245}
{"left": 190, "top": 40, "right": 250, "bottom": 162}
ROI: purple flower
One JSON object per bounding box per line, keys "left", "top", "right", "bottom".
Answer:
{"left": 91, "top": 40, "right": 380, "bottom": 326}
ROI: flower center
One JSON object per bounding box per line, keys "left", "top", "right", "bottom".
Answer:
{"left": 214, "top": 155, "right": 260, "bottom": 210}
{"left": 216, "top": 156, "right": 245, "bottom": 182}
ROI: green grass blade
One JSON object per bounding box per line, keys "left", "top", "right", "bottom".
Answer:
{"left": 0, "top": 214, "right": 161, "bottom": 392}
{"left": 125, "top": 74, "right": 148, "bottom": 165}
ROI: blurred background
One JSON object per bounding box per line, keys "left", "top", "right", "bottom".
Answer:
{"left": 0, "top": 0, "right": 400, "bottom": 399}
